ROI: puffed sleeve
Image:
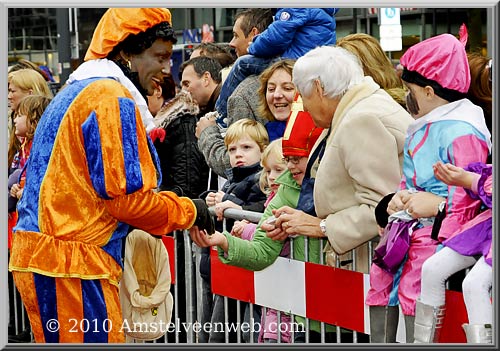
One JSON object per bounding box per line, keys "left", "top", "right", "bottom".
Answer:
{"left": 82, "top": 95, "right": 196, "bottom": 234}
{"left": 465, "top": 162, "right": 492, "bottom": 208}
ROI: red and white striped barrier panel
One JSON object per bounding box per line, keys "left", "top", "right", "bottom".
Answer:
{"left": 209, "top": 247, "right": 468, "bottom": 343}
{"left": 162, "top": 236, "right": 176, "bottom": 285}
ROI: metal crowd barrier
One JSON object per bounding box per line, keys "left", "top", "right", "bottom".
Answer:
{"left": 8, "top": 207, "right": 473, "bottom": 344}
{"left": 165, "top": 207, "right": 374, "bottom": 344}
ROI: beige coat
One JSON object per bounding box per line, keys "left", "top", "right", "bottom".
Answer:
{"left": 120, "top": 229, "right": 173, "bottom": 341}
{"left": 312, "top": 76, "right": 413, "bottom": 273}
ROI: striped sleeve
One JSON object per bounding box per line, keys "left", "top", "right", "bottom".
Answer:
{"left": 82, "top": 96, "right": 158, "bottom": 199}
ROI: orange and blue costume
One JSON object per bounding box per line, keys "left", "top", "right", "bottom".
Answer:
{"left": 8, "top": 8, "right": 197, "bottom": 343}
{"left": 8, "top": 76, "right": 196, "bottom": 343}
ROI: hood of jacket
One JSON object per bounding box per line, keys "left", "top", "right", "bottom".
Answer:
{"left": 322, "top": 8, "right": 339, "bottom": 16}
{"left": 153, "top": 90, "right": 200, "bottom": 130}
{"left": 406, "top": 98, "right": 491, "bottom": 151}
{"left": 275, "top": 169, "right": 301, "bottom": 191}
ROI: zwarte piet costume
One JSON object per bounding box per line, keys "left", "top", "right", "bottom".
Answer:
{"left": 8, "top": 8, "right": 210, "bottom": 343}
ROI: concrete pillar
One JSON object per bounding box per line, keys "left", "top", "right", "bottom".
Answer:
{"left": 56, "top": 8, "right": 71, "bottom": 84}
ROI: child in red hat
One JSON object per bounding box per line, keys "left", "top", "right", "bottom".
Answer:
{"left": 189, "top": 96, "right": 328, "bottom": 340}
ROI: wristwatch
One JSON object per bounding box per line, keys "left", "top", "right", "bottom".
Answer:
{"left": 319, "top": 219, "right": 327, "bottom": 236}
{"left": 437, "top": 200, "right": 446, "bottom": 214}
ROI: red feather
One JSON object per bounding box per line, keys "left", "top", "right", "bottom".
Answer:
{"left": 149, "top": 128, "right": 166, "bottom": 143}
{"left": 459, "top": 23, "right": 468, "bottom": 47}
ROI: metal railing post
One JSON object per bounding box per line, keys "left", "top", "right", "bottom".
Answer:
{"left": 183, "top": 230, "right": 196, "bottom": 343}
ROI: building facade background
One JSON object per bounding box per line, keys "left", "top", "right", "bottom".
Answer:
{"left": 8, "top": 8, "right": 490, "bottom": 83}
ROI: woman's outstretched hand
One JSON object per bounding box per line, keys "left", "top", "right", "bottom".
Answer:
{"left": 265, "top": 206, "right": 323, "bottom": 240}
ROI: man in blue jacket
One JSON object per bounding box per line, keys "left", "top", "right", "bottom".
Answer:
{"left": 213, "top": 8, "right": 339, "bottom": 128}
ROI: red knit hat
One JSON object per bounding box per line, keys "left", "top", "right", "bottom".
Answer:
{"left": 282, "top": 94, "right": 323, "bottom": 157}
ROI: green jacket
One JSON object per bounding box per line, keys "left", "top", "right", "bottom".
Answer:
{"left": 218, "top": 170, "right": 332, "bottom": 333}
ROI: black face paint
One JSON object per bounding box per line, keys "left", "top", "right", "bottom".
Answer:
{"left": 406, "top": 92, "right": 420, "bottom": 116}
{"left": 115, "top": 59, "right": 148, "bottom": 99}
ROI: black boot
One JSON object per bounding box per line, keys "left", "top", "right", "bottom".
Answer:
{"left": 369, "top": 305, "right": 399, "bottom": 343}
{"left": 8, "top": 328, "right": 33, "bottom": 343}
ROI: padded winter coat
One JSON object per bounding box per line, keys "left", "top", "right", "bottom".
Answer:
{"left": 248, "top": 8, "right": 339, "bottom": 59}
{"left": 152, "top": 91, "right": 210, "bottom": 199}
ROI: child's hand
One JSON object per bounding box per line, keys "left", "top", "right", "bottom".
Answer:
{"left": 214, "top": 190, "right": 225, "bottom": 204}
{"left": 205, "top": 192, "right": 216, "bottom": 206}
{"left": 402, "top": 191, "right": 445, "bottom": 218}
{"left": 215, "top": 200, "right": 242, "bottom": 221}
{"left": 231, "top": 220, "right": 249, "bottom": 238}
{"left": 377, "top": 225, "right": 385, "bottom": 236}
{"left": 433, "top": 161, "right": 473, "bottom": 189}
{"left": 205, "top": 191, "right": 225, "bottom": 207}
{"left": 189, "top": 228, "right": 228, "bottom": 252}
{"left": 387, "top": 190, "right": 410, "bottom": 214}
{"left": 10, "top": 183, "right": 21, "bottom": 198}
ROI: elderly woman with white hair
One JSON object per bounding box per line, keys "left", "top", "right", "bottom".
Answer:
{"left": 264, "top": 46, "right": 413, "bottom": 342}
{"left": 265, "top": 45, "right": 413, "bottom": 285}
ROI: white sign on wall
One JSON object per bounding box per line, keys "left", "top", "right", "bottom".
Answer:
{"left": 379, "top": 8, "right": 402, "bottom": 52}
{"left": 380, "top": 7, "right": 401, "bottom": 25}
{"left": 380, "top": 36, "right": 403, "bottom": 52}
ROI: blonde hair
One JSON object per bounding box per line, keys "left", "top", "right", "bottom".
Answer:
{"left": 8, "top": 69, "right": 53, "bottom": 98}
{"left": 258, "top": 138, "right": 285, "bottom": 194}
{"left": 337, "top": 34, "right": 406, "bottom": 106}
{"left": 16, "top": 95, "right": 52, "bottom": 141}
{"left": 8, "top": 59, "right": 48, "bottom": 80}
{"left": 224, "top": 118, "right": 269, "bottom": 152}
{"left": 257, "top": 59, "right": 296, "bottom": 121}
{"left": 8, "top": 69, "right": 53, "bottom": 167}
{"left": 337, "top": 34, "right": 402, "bottom": 90}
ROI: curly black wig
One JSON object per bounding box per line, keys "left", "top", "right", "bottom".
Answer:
{"left": 108, "top": 21, "right": 177, "bottom": 58}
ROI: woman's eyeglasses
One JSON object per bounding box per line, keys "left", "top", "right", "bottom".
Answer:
{"left": 282, "top": 156, "right": 302, "bottom": 164}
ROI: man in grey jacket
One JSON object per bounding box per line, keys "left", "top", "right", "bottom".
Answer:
{"left": 195, "top": 8, "right": 273, "bottom": 178}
